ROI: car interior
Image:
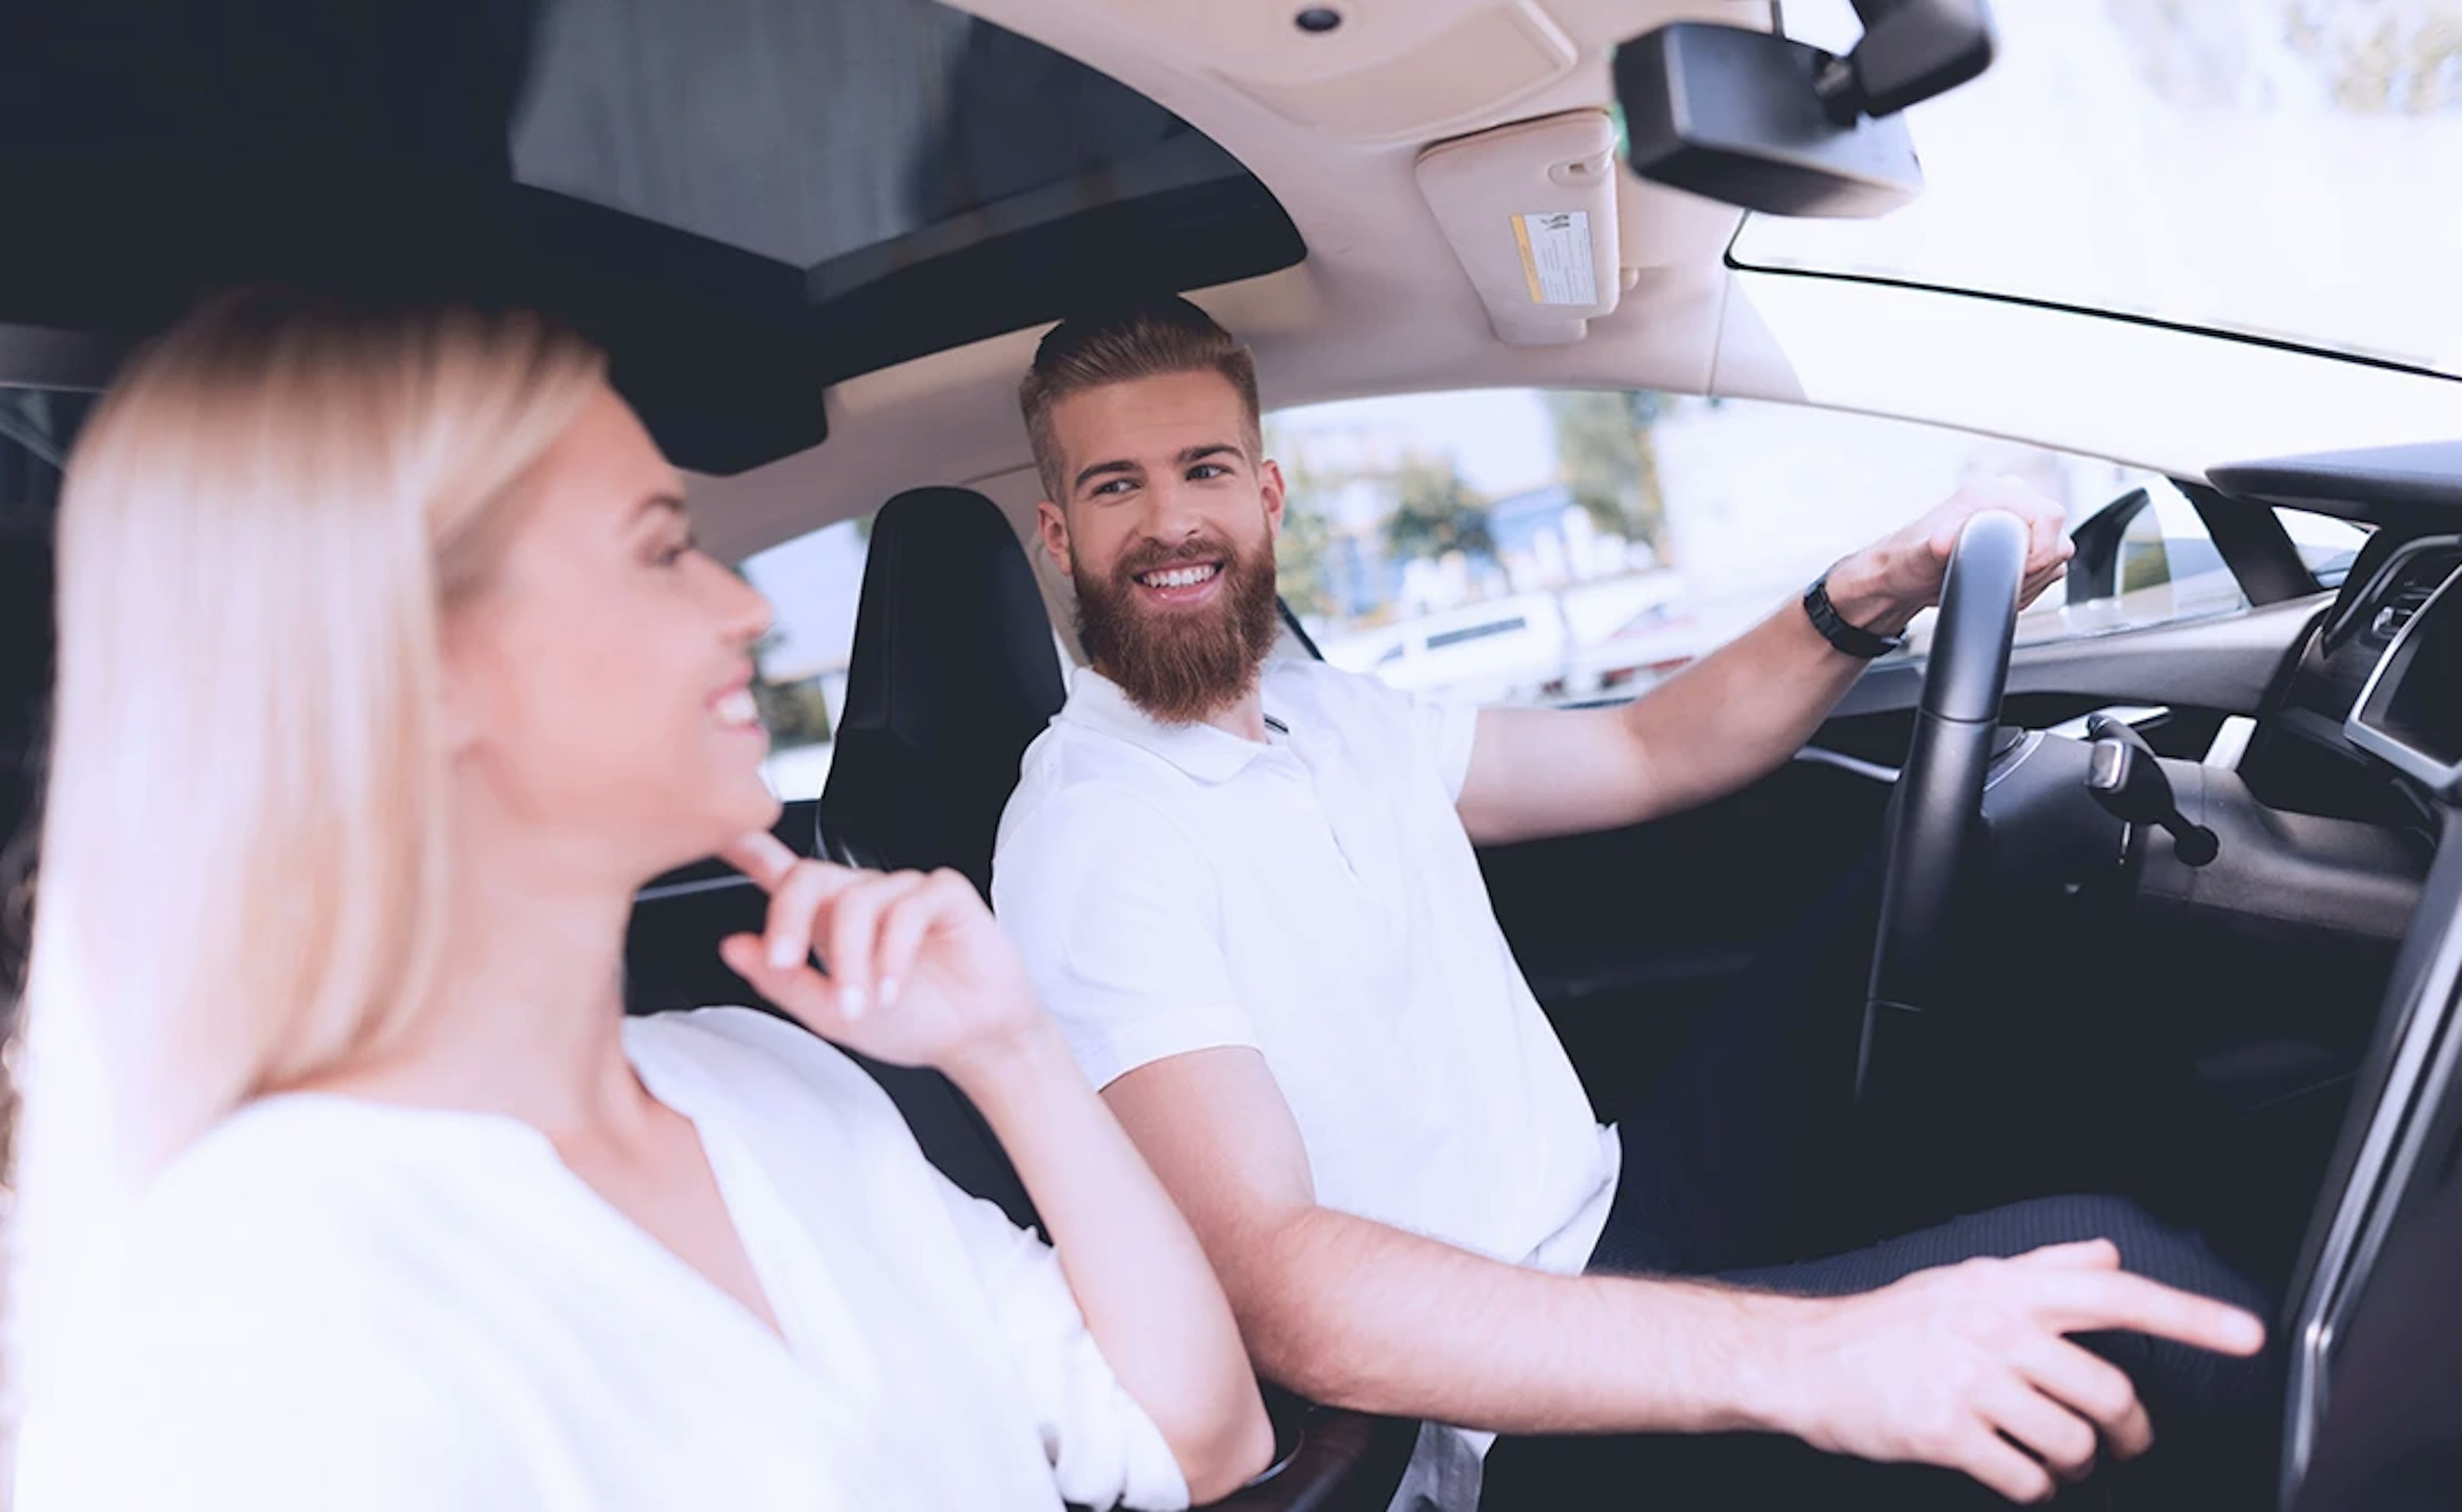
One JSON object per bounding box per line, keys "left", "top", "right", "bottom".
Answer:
{"left": 6, "top": 1, "right": 2462, "bottom": 1508}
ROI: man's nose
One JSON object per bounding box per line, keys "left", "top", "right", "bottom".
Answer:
{"left": 1138, "top": 477, "right": 1208, "bottom": 542}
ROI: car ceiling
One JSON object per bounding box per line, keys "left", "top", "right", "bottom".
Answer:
{"left": 17, "top": 2, "right": 2448, "bottom": 567}
{"left": 0, "top": 0, "right": 1787, "bottom": 558}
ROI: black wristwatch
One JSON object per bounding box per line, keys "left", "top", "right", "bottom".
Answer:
{"left": 1802, "top": 572, "right": 1904, "bottom": 659}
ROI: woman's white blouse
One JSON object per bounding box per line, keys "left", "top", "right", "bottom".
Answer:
{"left": 17, "top": 1008, "right": 1189, "bottom": 1512}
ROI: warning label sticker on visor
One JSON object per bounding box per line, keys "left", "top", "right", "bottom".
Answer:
{"left": 1512, "top": 210, "right": 1598, "bottom": 307}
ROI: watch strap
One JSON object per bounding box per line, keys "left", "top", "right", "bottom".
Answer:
{"left": 1803, "top": 573, "right": 1903, "bottom": 659}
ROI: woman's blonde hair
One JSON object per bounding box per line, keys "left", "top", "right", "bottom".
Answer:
{"left": 8, "top": 291, "right": 605, "bottom": 1409}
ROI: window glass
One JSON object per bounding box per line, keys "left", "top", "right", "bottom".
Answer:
{"left": 2279, "top": 508, "right": 2371, "bottom": 587}
{"left": 513, "top": 0, "right": 1280, "bottom": 287}
{"left": 1739, "top": 0, "right": 2462, "bottom": 376}
{"left": 739, "top": 515, "right": 872, "bottom": 802}
{"left": 0, "top": 387, "right": 87, "bottom": 538}
{"left": 2, "top": 388, "right": 83, "bottom": 977}
{"left": 1268, "top": 390, "right": 2247, "bottom": 707}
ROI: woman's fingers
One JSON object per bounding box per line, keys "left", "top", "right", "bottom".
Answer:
{"left": 873, "top": 871, "right": 972, "bottom": 1008}
{"left": 720, "top": 829, "right": 800, "bottom": 890}
{"left": 718, "top": 933, "right": 851, "bottom": 1028}
{"left": 715, "top": 851, "right": 1000, "bottom": 1049}
{"left": 821, "top": 870, "right": 928, "bottom": 1018}
{"left": 717, "top": 841, "right": 944, "bottom": 1023}
{"left": 761, "top": 860, "right": 864, "bottom": 974}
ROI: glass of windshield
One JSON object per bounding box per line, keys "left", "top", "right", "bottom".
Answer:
{"left": 1734, "top": 0, "right": 2462, "bottom": 377}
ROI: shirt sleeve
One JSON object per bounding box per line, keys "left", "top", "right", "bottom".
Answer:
{"left": 992, "top": 783, "right": 1257, "bottom": 1090}
{"left": 934, "top": 1176, "right": 1191, "bottom": 1512}
{"left": 1407, "top": 692, "right": 1482, "bottom": 801}
{"left": 1336, "top": 665, "right": 1477, "bottom": 801}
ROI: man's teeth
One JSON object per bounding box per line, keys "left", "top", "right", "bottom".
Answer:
{"left": 1139, "top": 563, "right": 1221, "bottom": 589}
{"left": 714, "top": 688, "right": 761, "bottom": 728}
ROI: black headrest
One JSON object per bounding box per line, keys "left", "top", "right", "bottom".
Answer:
{"left": 817, "top": 487, "right": 1066, "bottom": 897}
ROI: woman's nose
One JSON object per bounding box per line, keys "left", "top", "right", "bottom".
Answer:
{"left": 717, "top": 565, "right": 774, "bottom": 646}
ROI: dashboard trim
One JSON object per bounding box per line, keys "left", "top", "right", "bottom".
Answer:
{"left": 2284, "top": 820, "right": 2462, "bottom": 1497}
{"left": 2344, "top": 560, "right": 2462, "bottom": 798}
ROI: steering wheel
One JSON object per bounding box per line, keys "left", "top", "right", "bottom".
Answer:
{"left": 1853, "top": 511, "right": 2031, "bottom": 1106}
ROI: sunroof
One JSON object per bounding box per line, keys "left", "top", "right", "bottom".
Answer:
{"left": 0, "top": 0, "right": 1303, "bottom": 474}
{"left": 514, "top": 1, "right": 1252, "bottom": 279}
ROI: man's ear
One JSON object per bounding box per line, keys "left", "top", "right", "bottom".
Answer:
{"left": 1036, "top": 498, "right": 1075, "bottom": 577}
{"left": 1260, "top": 458, "right": 1288, "bottom": 545}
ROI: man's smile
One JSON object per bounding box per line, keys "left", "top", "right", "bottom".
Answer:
{"left": 1132, "top": 558, "right": 1226, "bottom": 606}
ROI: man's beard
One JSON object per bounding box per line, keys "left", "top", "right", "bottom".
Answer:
{"left": 1074, "top": 531, "right": 1282, "bottom": 726}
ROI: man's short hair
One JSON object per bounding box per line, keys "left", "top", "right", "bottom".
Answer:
{"left": 1018, "top": 295, "right": 1260, "bottom": 503}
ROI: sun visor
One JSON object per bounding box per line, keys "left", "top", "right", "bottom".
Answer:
{"left": 1415, "top": 110, "right": 1622, "bottom": 347}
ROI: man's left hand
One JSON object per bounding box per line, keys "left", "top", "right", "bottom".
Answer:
{"left": 1821, "top": 478, "right": 2074, "bottom": 638}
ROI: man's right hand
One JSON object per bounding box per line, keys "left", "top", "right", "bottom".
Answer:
{"left": 1769, "top": 1239, "right": 2266, "bottom": 1504}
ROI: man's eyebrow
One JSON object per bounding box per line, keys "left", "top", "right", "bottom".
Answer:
{"left": 1071, "top": 457, "right": 1142, "bottom": 493}
{"left": 1178, "top": 443, "right": 1246, "bottom": 468}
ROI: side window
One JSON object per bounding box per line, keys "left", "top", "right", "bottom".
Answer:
{"left": 737, "top": 514, "right": 872, "bottom": 802}
{"left": 1995, "top": 483, "right": 2245, "bottom": 654}
{"left": 2279, "top": 508, "right": 2370, "bottom": 589}
{"left": 1267, "top": 390, "right": 2249, "bottom": 707}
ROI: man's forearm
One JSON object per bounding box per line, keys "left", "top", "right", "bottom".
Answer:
{"left": 1612, "top": 592, "right": 1870, "bottom": 819}
{"left": 1241, "top": 1202, "right": 1819, "bottom": 1435}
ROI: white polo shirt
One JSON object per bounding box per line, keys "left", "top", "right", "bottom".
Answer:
{"left": 995, "top": 659, "right": 1618, "bottom": 1393}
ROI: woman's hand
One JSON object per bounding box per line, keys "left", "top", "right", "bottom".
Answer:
{"left": 721, "top": 836, "right": 1275, "bottom": 1499}
{"left": 717, "top": 833, "right": 1044, "bottom": 1079}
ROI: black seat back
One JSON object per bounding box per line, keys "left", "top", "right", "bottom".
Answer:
{"left": 818, "top": 486, "right": 1066, "bottom": 897}
{"left": 812, "top": 486, "right": 1064, "bottom": 1234}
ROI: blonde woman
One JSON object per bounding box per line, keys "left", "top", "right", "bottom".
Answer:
{"left": 9, "top": 293, "right": 1273, "bottom": 1511}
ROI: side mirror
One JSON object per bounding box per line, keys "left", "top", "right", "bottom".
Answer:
{"left": 2065, "top": 487, "right": 2153, "bottom": 605}
{"left": 1615, "top": 0, "right": 1996, "bottom": 219}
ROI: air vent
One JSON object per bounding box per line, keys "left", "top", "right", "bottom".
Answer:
{"left": 2372, "top": 577, "right": 2445, "bottom": 642}
{"left": 2366, "top": 553, "right": 2462, "bottom": 647}
{"left": 2324, "top": 533, "right": 2462, "bottom": 657}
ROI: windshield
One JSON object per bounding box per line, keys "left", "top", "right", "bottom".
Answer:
{"left": 1734, "top": 0, "right": 2462, "bottom": 377}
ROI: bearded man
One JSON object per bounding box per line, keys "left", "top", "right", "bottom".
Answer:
{"left": 989, "top": 296, "right": 2268, "bottom": 1512}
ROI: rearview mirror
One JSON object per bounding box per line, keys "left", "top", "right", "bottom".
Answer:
{"left": 1614, "top": 0, "right": 1996, "bottom": 219}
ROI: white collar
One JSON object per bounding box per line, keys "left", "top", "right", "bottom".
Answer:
{"left": 1057, "top": 667, "right": 1285, "bottom": 785}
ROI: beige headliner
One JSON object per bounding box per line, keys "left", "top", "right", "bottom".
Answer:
{"left": 691, "top": 0, "right": 1790, "bottom": 562}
